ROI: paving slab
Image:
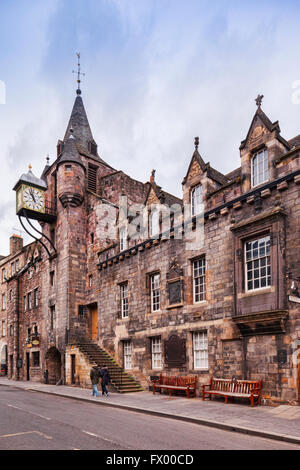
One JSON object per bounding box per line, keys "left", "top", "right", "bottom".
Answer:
{"left": 1, "top": 377, "right": 300, "bottom": 445}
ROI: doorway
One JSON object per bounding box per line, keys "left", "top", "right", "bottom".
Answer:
{"left": 45, "top": 347, "right": 61, "bottom": 385}
{"left": 88, "top": 303, "right": 98, "bottom": 341}
{"left": 26, "top": 352, "right": 30, "bottom": 381}
{"left": 71, "top": 354, "right": 76, "bottom": 385}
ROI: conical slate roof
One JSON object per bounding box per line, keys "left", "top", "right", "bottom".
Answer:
{"left": 58, "top": 131, "right": 85, "bottom": 169}
{"left": 63, "top": 91, "right": 94, "bottom": 149}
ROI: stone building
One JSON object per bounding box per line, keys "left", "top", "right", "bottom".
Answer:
{"left": 1, "top": 87, "right": 300, "bottom": 402}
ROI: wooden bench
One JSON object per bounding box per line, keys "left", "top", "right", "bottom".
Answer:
{"left": 152, "top": 374, "right": 197, "bottom": 398}
{"left": 201, "top": 378, "right": 262, "bottom": 407}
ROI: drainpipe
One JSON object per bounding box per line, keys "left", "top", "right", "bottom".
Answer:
{"left": 16, "top": 275, "right": 20, "bottom": 381}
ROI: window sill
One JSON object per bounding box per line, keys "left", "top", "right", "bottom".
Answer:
{"left": 238, "top": 287, "right": 274, "bottom": 299}
{"left": 166, "top": 303, "right": 184, "bottom": 310}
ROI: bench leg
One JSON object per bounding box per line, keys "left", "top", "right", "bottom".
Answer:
{"left": 169, "top": 389, "right": 172, "bottom": 398}
{"left": 225, "top": 396, "right": 228, "bottom": 404}
{"left": 250, "top": 395, "right": 254, "bottom": 407}
{"left": 153, "top": 384, "right": 155, "bottom": 395}
{"left": 187, "top": 389, "right": 190, "bottom": 399}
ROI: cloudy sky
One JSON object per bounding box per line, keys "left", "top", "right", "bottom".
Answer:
{"left": 0, "top": 0, "right": 300, "bottom": 254}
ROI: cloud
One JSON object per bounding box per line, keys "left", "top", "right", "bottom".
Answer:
{"left": 0, "top": 0, "right": 300, "bottom": 253}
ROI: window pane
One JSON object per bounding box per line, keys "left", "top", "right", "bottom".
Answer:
{"left": 245, "top": 235, "right": 271, "bottom": 291}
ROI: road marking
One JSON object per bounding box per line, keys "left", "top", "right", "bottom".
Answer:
{"left": 82, "top": 430, "right": 126, "bottom": 447}
{"left": 0, "top": 431, "right": 52, "bottom": 440}
{"left": 7, "top": 404, "right": 51, "bottom": 421}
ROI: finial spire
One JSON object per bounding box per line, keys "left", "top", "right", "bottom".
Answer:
{"left": 255, "top": 94, "right": 264, "bottom": 108}
{"left": 28, "top": 164, "right": 32, "bottom": 171}
{"left": 72, "top": 52, "right": 85, "bottom": 95}
{"left": 150, "top": 169, "right": 156, "bottom": 183}
{"left": 46, "top": 154, "right": 50, "bottom": 165}
{"left": 194, "top": 136, "right": 199, "bottom": 151}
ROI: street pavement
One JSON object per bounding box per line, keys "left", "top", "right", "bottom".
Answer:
{"left": 0, "top": 384, "right": 299, "bottom": 450}
{"left": 1, "top": 377, "right": 300, "bottom": 447}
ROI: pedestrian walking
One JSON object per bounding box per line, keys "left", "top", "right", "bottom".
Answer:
{"left": 100, "top": 365, "right": 110, "bottom": 396}
{"left": 90, "top": 365, "right": 100, "bottom": 397}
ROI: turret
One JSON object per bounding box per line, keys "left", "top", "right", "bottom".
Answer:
{"left": 57, "top": 129, "right": 86, "bottom": 208}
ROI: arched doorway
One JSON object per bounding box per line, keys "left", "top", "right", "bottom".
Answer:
{"left": 45, "top": 347, "right": 62, "bottom": 385}
{"left": 0, "top": 345, "right": 7, "bottom": 375}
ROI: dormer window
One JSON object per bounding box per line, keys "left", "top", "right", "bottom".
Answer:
{"left": 191, "top": 185, "right": 203, "bottom": 216}
{"left": 57, "top": 141, "right": 64, "bottom": 157}
{"left": 251, "top": 149, "right": 269, "bottom": 188}
{"left": 89, "top": 141, "right": 98, "bottom": 156}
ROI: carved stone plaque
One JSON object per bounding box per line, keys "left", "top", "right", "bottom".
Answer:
{"left": 164, "top": 335, "right": 186, "bottom": 368}
{"left": 168, "top": 280, "right": 182, "bottom": 305}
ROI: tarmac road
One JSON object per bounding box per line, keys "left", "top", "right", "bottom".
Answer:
{"left": 0, "top": 385, "right": 299, "bottom": 451}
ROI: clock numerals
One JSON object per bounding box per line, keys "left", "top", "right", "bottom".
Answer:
{"left": 23, "top": 187, "right": 44, "bottom": 212}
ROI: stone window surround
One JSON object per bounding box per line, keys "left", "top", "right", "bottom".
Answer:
{"left": 232, "top": 210, "right": 286, "bottom": 316}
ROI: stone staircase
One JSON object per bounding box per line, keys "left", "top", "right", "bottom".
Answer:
{"left": 75, "top": 342, "right": 144, "bottom": 393}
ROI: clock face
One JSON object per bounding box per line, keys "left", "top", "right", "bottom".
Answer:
{"left": 23, "top": 187, "right": 45, "bottom": 212}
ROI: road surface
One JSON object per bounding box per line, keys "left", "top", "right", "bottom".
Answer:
{"left": 0, "top": 385, "right": 299, "bottom": 450}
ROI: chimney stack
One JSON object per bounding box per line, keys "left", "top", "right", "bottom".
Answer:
{"left": 10, "top": 234, "right": 23, "bottom": 255}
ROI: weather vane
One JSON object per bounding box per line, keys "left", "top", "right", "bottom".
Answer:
{"left": 72, "top": 52, "right": 85, "bottom": 95}
{"left": 194, "top": 136, "right": 199, "bottom": 151}
{"left": 255, "top": 94, "right": 264, "bottom": 108}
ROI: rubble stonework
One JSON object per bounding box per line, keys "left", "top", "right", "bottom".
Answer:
{"left": 0, "top": 90, "right": 299, "bottom": 402}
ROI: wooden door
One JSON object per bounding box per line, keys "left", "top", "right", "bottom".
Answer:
{"left": 91, "top": 306, "right": 98, "bottom": 341}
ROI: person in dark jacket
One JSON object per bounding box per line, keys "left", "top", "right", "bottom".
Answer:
{"left": 100, "top": 365, "right": 110, "bottom": 396}
{"left": 90, "top": 365, "right": 100, "bottom": 397}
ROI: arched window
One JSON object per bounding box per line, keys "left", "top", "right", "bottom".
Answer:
{"left": 191, "top": 185, "right": 203, "bottom": 216}
{"left": 251, "top": 149, "right": 269, "bottom": 187}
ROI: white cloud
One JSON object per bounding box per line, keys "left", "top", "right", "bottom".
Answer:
{"left": 1, "top": 0, "right": 300, "bottom": 254}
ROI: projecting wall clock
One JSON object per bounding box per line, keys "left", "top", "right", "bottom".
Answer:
{"left": 17, "top": 184, "right": 45, "bottom": 214}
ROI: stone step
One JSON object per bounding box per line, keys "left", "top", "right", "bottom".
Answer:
{"left": 75, "top": 341, "right": 143, "bottom": 393}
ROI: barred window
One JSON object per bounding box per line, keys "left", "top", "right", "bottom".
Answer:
{"left": 193, "top": 258, "right": 206, "bottom": 303}
{"left": 123, "top": 340, "right": 132, "bottom": 370}
{"left": 193, "top": 331, "right": 208, "bottom": 370}
{"left": 191, "top": 185, "right": 203, "bottom": 216}
{"left": 245, "top": 235, "right": 271, "bottom": 291}
{"left": 252, "top": 149, "right": 269, "bottom": 187}
{"left": 151, "top": 337, "right": 162, "bottom": 369}
{"left": 121, "top": 283, "right": 129, "bottom": 318}
{"left": 151, "top": 273, "right": 160, "bottom": 312}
